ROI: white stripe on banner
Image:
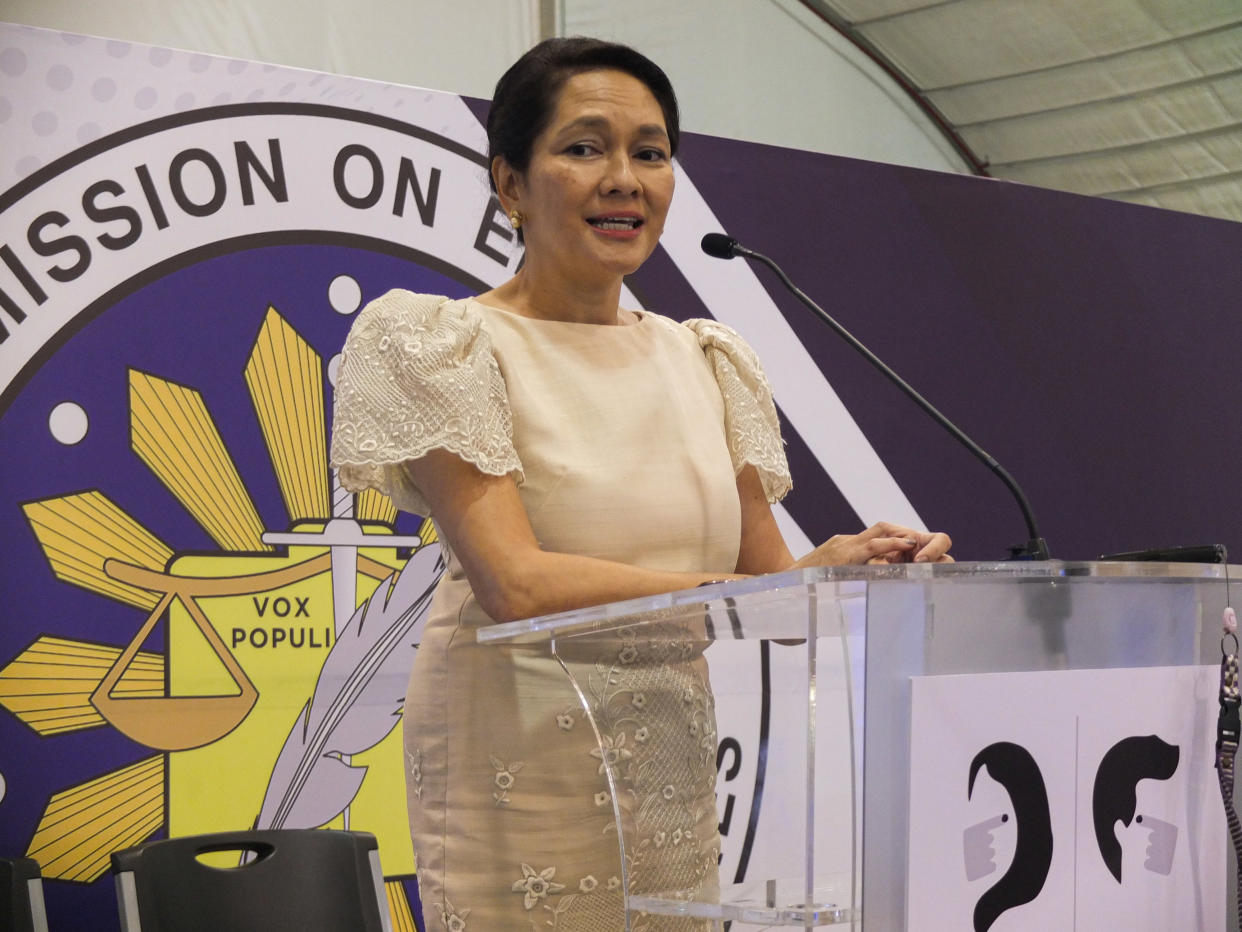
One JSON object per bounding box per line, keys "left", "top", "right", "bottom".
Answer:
{"left": 662, "top": 161, "right": 924, "bottom": 534}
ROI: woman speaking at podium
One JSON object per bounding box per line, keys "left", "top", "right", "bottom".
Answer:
{"left": 331, "top": 36, "right": 951, "bottom": 931}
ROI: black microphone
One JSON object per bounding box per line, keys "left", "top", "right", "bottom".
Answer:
{"left": 701, "top": 233, "right": 745, "bottom": 259}
{"left": 701, "top": 231, "right": 1050, "bottom": 560}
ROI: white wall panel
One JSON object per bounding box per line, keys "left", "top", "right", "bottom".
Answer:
{"left": 3, "top": 0, "right": 968, "bottom": 173}
{"left": 0, "top": 0, "right": 539, "bottom": 100}
{"left": 564, "top": 0, "right": 970, "bottom": 171}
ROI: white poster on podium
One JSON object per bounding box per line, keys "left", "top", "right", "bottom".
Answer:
{"left": 909, "top": 665, "right": 1224, "bottom": 932}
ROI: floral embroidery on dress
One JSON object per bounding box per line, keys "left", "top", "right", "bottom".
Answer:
{"left": 489, "top": 755, "right": 525, "bottom": 806}
{"left": 495, "top": 626, "right": 719, "bottom": 928}
{"left": 683, "top": 317, "right": 793, "bottom": 503}
{"left": 589, "top": 733, "right": 632, "bottom": 775}
{"left": 441, "top": 899, "right": 469, "bottom": 931}
{"left": 570, "top": 624, "right": 721, "bottom": 912}
{"left": 407, "top": 748, "right": 423, "bottom": 800}
{"left": 512, "top": 864, "right": 565, "bottom": 910}
{"left": 330, "top": 292, "right": 526, "bottom": 513}
{"left": 514, "top": 868, "right": 627, "bottom": 931}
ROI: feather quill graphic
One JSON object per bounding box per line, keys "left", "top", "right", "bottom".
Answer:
{"left": 255, "top": 542, "right": 444, "bottom": 829}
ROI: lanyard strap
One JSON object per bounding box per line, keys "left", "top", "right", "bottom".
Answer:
{"left": 1218, "top": 605, "right": 1240, "bottom": 925}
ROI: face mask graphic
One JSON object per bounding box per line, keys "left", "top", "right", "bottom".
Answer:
{"left": 963, "top": 813, "right": 1009, "bottom": 882}
{"left": 966, "top": 742, "right": 1054, "bottom": 932}
{"left": 1091, "top": 734, "right": 1180, "bottom": 882}
{"left": 1134, "top": 814, "right": 1178, "bottom": 876}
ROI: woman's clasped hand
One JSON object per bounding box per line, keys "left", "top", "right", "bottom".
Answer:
{"left": 796, "top": 521, "right": 954, "bottom": 568}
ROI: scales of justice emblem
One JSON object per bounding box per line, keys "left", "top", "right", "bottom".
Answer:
{"left": 1, "top": 303, "right": 443, "bottom": 923}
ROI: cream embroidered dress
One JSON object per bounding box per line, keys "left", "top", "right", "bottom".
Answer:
{"left": 331, "top": 290, "right": 790, "bottom": 931}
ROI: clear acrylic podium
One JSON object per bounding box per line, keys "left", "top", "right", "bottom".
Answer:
{"left": 478, "top": 561, "right": 1232, "bottom": 930}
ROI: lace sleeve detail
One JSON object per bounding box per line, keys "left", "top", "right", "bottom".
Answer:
{"left": 329, "top": 290, "right": 523, "bottom": 516}
{"left": 683, "top": 318, "right": 792, "bottom": 502}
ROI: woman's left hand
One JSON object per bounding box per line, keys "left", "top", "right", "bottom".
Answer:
{"left": 733, "top": 467, "right": 954, "bottom": 572}
{"left": 863, "top": 524, "right": 953, "bottom": 564}
{"left": 791, "top": 521, "right": 953, "bottom": 568}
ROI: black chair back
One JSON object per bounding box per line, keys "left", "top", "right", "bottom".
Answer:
{"left": 1, "top": 856, "right": 49, "bottom": 932}
{"left": 110, "top": 829, "right": 391, "bottom": 932}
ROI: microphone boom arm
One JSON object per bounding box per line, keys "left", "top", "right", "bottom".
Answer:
{"left": 730, "top": 240, "right": 1050, "bottom": 560}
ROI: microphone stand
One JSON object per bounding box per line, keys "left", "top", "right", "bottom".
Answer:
{"left": 707, "top": 235, "right": 1050, "bottom": 560}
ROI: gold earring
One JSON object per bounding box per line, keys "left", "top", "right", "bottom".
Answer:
{"left": 508, "top": 208, "right": 524, "bottom": 229}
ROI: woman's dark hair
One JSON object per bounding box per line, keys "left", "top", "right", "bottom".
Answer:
{"left": 486, "top": 36, "right": 680, "bottom": 192}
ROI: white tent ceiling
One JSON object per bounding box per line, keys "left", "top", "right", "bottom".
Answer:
{"left": 5, "top": 0, "right": 1240, "bottom": 223}
{"left": 807, "top": 0, "right": 1242, "bottom": 222}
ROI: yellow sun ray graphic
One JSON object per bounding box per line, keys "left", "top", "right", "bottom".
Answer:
{"left": 357, "top": 487, "right": 398, "bottom": 526}
{"left": 129, "top": 370, "right": 272, "bottom": 553}
{"left": 245, "top": 308, "right": 331, "bottom": 524}
{"left": 13, "top": 303, "right": 435, "bottom": 921}
{"left": 22, "top": 491, "right": 173, "bottom": 609}
{"left": 386, "top": 879, "right": 419, "bottom": 932}
{"left": 0, "top": 636, "right": 163, "bottom": 735}
{"left": 26, "top": 756, "right": 164, "bottom": 883}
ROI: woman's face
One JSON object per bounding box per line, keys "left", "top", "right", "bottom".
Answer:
{"left": 497, "top": 68, "right": 675, "bottom": 287}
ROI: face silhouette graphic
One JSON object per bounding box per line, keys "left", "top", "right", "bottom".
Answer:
{"left": 966, "top": 742, "right": 1054, "bottom": 932}
{"left": 1091, "top": 734, "right": 1180, "bottom": 883}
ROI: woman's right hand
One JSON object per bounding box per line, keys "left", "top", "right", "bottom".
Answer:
{"left": 793, "top": 522, "right": 953, "bottom": 568}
